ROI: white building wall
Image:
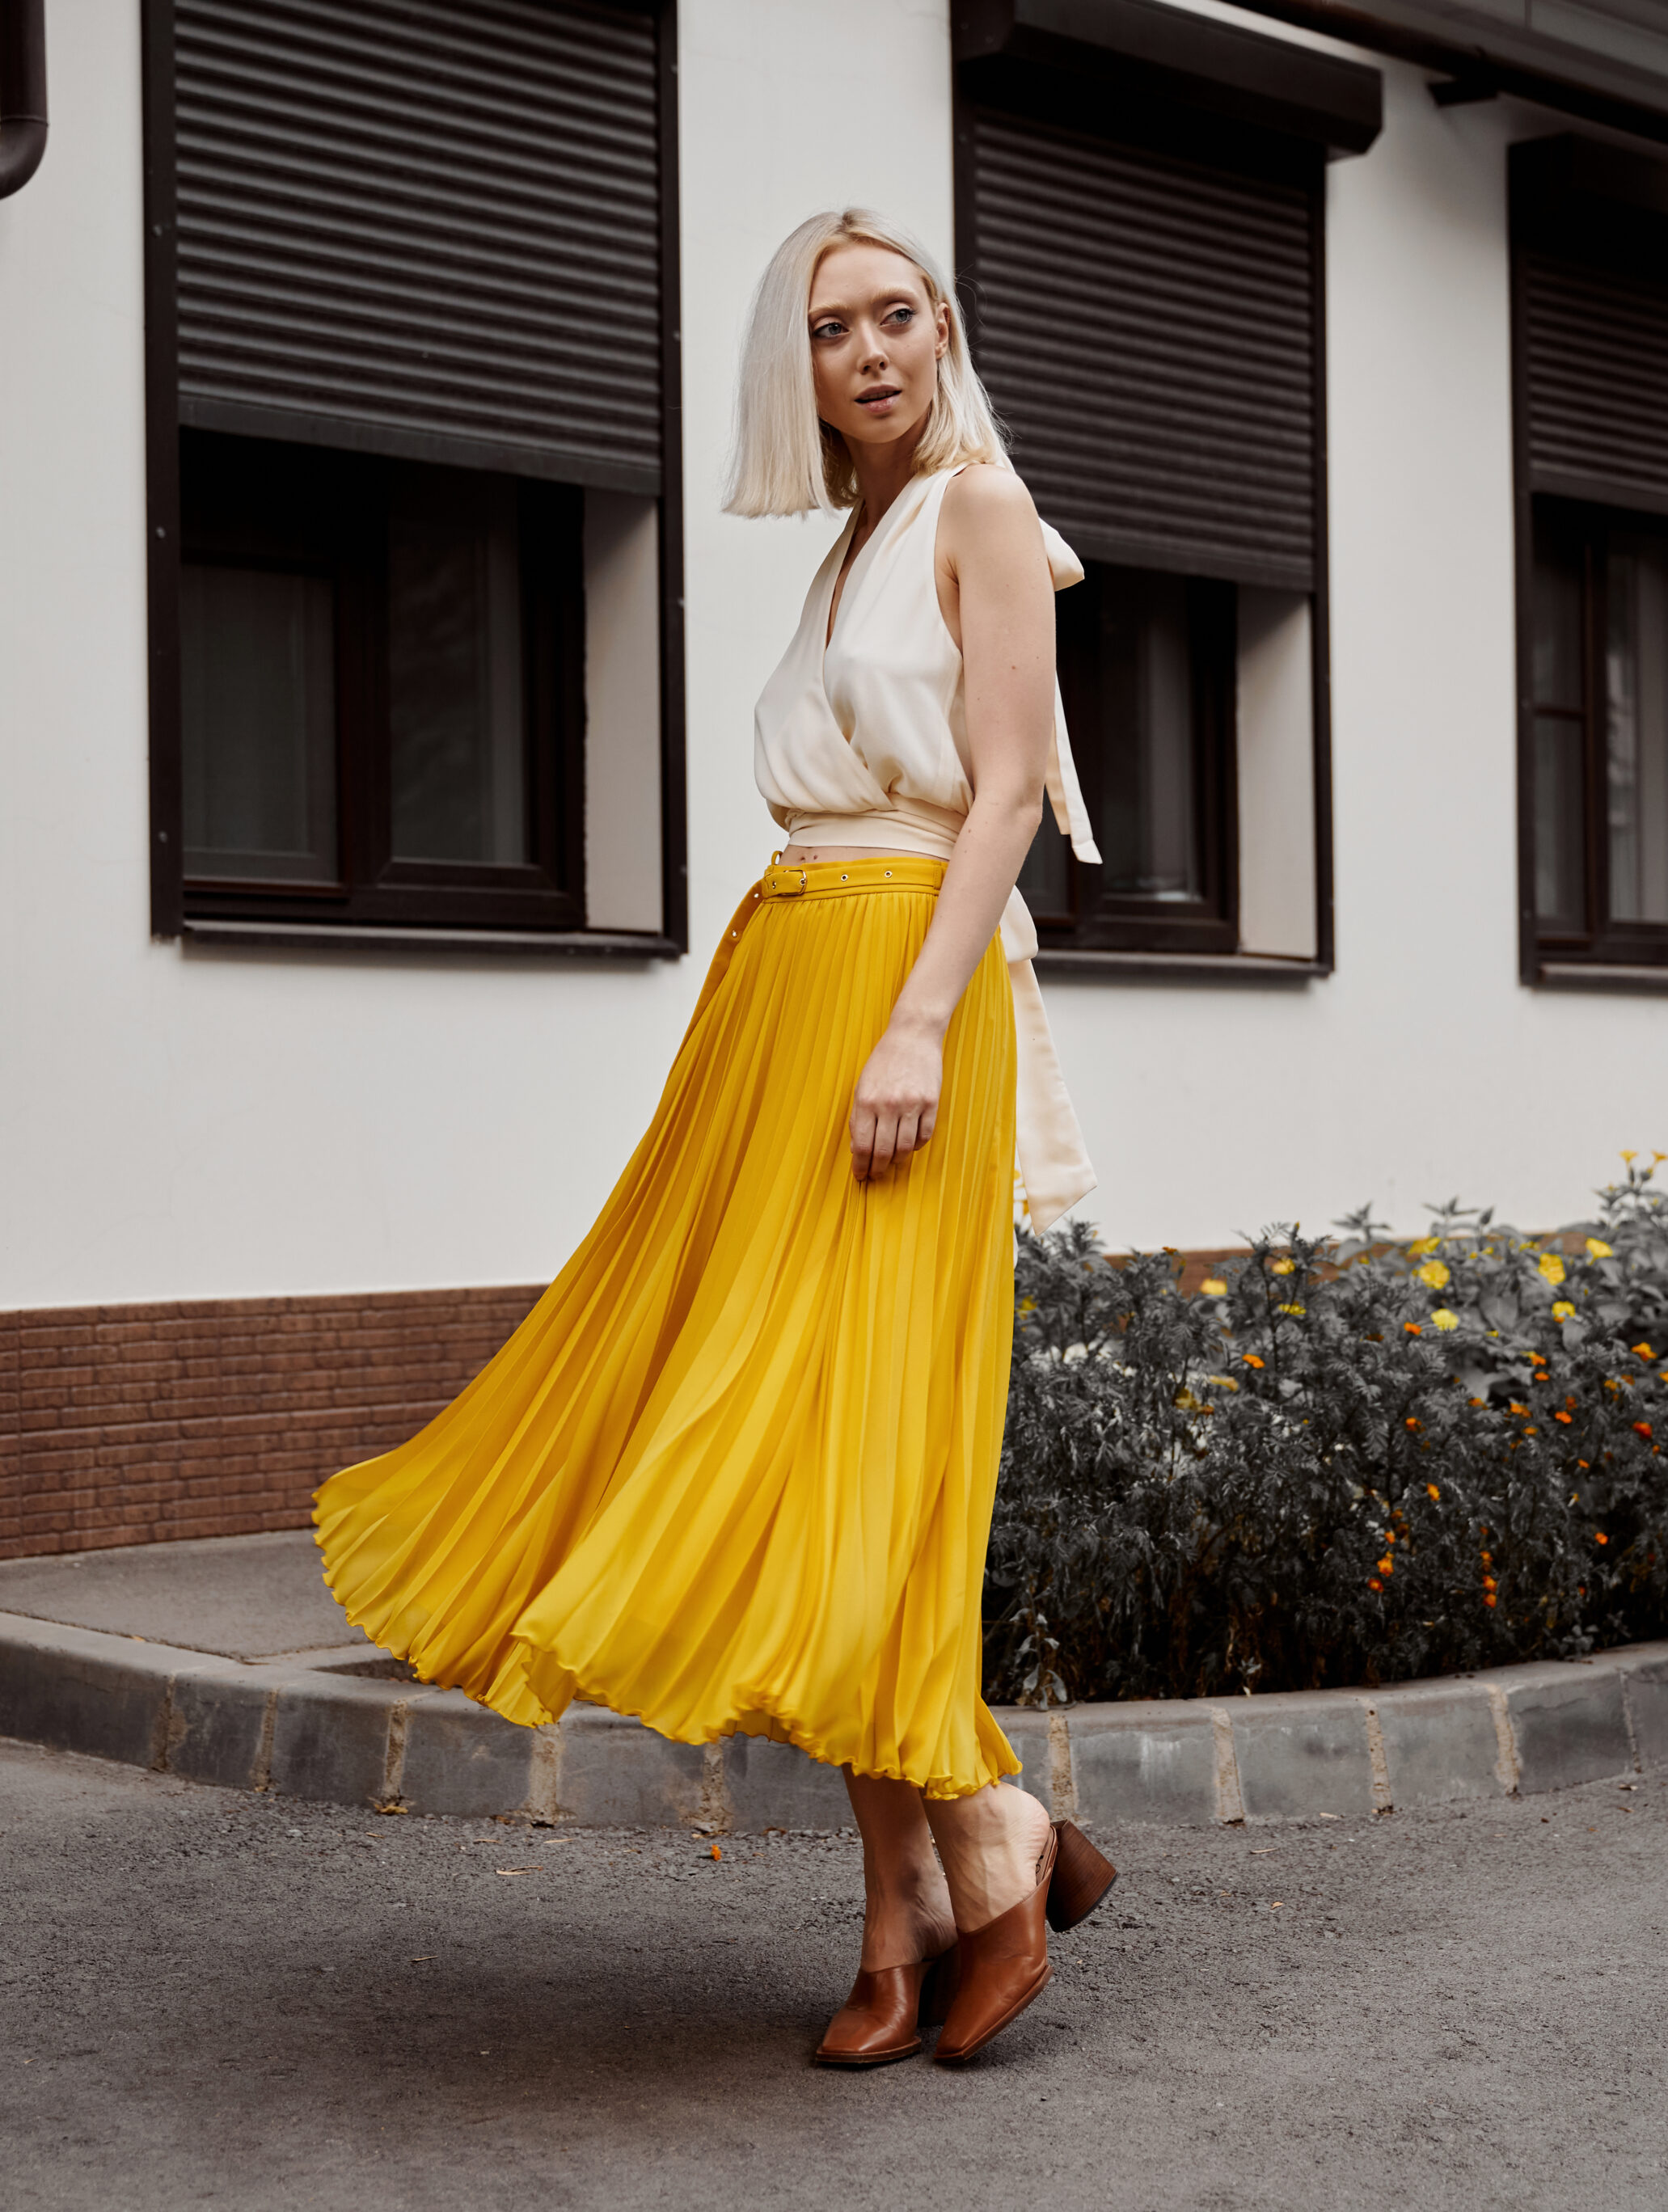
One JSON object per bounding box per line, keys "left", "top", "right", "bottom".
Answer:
{"left": 0, "top": 0, "right": 1663, "bottom": 1314}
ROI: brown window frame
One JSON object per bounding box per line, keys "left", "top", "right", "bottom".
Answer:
{"left": 1511, "top": 133, "right": 1668, "bottom": 990}
{"left": 950, "top": 6, "right": 1360, "bottom": 981}
{"left": 178, "top": 430, "right": 588, "bottom": 935}
{"left": 1024, "top": 564, "right": 1240, "bottom": 958}
{"left": 1522, "top": 498, "right": 1668, "bottom": 975}
{"left": 141, "top": 0, "right": 687, "bottom": 959}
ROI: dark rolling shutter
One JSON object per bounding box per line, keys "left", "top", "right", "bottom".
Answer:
{"left": 1518, "top": 253, "right": 1668, "bottom": 515}
{"left": 964, "top": 107, "right": 1319, "bottom": 592}
{"left": 174, "top": 0, "right": 663, "bottom": 493}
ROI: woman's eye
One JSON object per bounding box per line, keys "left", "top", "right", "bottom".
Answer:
{"left": 885, "top": 306, "right": 914, "bottom": 326}
{"left": 811, "top": 320, "right": 844, "bottom": 341}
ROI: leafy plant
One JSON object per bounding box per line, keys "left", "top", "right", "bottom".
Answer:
{"left": 985, "top": 1155, "right": 1668, "bottom": 1705}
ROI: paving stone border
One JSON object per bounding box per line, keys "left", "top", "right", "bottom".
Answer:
{"left": 2, "top": 1609, "right": 1663, "bottom": 1827}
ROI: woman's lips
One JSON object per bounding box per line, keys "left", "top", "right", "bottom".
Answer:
{"left": 857, "top": 386, "right": 901, "bottom": 412}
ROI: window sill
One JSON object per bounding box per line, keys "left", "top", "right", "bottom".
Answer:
{"left": 178, "top": 919, "right": 682, "bottom": 960}
{"left": 1033, "top": 948, "right": 1328, "bottom": 985}
{"left": 1535, "top": 960, "right": 1668, "bottom": 994}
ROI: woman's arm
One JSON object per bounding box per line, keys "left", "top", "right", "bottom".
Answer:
{"left": 848, "top": 466, "right": 1056, "bottom": 1183}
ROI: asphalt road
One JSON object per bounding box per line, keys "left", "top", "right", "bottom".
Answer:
{"left": 2, "top": 1738, "right": 1664, "bottom": 2212}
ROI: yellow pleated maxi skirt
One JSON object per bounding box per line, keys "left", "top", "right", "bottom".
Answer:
{"left": 313, "top": 854, "right": 1021, "bottom": 1797}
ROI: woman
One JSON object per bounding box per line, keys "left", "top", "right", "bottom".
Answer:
{"left": 314, "top": 209, "right": 1115, "bottom": 2067}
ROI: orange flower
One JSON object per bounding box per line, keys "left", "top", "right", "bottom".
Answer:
{"left": 1577, "top": 1460, "right": 1589, "bottom": 1471}
{"left": 710, "top": 1843, "right": 723, "bottom": 1860}
{"left": 1483, "top": 1575, "right": 1497, "bottom": 1591}
{"left": 1404, "top": 1323, "right": 1422, "bottom": 1336}
{"left": 1595, "top": 1532, "right": 1610, "bottom": 1546}
{"left": 1243, "top": 1354, "right": 1265, "bottom": 1370}
{"left": 1510, "top": 1402, "right": 1529, "bottom": 1416}
{"left": 1377, "top": 1556, "right": 1394, "bottom": 1575}
{"left": 1426, "top": 1484, "right": 1441, "bottom": 1501}
{"left": 1405, "top": 1416, "right": 1421, "bottom": 1432}
{"left": 1469, "top": 1395, "right": 1487, "bottom": 1408}
{"left": 1632, "top": 1342, "right": 1654, "bottom": 1359}
{"left": 1480, "top": 1551, "right": 1493, "bottom": 1566}
{"left": 1484, "top": 1594, "right": 1497, "bottom": 1608}
{"left": 1555, "top": 1412, "right": 1573, "bottom": 1425}
{"left": 1368, "top": 1577, "right": 1383, "bottom": 1593}
{"left": 1634, "top": 1421, "right": 1653, "bottom": 1440}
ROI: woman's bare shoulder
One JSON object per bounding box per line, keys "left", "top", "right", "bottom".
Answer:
{"left": 938, "top": 465, "right": 1044, "bottom": 579}
{"left": 940, "top": 462, "right": 1037, "bottom": 527}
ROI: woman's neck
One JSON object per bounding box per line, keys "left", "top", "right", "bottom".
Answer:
{"left": 846, "top": 416, "right": 930, "bottom": 530}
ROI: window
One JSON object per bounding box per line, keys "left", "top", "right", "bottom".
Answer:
{"left": 1530, "top": 508, "right": 1668, "bottom": 956}
{"left": 952, "top": 6, "right": 1381, "bottom": 970}
{"left": 1512, "top": 135, "right": 1668, "bottom": 981}
{"left": 145, "top": 0, "right": 683, "bottom": 951}
{"left": 1020, "top": 566, "right": 1236, "bottom": 954}
{"left": 179, "top": 433, "right": 584, "bottom": 930}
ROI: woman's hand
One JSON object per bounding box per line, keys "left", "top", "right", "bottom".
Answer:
{"left": 849, "top": 1015, "right": 943, "bottom": 1183}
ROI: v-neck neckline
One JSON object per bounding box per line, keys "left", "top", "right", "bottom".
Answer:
{"left": 821, "top": 472, "right": 932, "bottom": 668}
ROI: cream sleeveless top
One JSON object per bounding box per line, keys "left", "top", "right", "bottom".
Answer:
{"left": 752, "top": 464, "right": 1101, "bottom": 1231}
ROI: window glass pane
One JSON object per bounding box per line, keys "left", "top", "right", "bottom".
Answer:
{"left": 1533, "top": 713, "right": 1586, "bottom": 930}
{"left": 1605, "top": 534, "right": 1668, "bottom": 925}
{"left": 388, "top": 471, "right": 528, "bottom": 864}
{"left": 1061, "top": 567, "right": 1202, "bottom": 902}
{"left": 181, "top": 563, "right": 337, "bottom": 882}
{"left": 1531, "top": 535, "right": 1583, "bottom": 711}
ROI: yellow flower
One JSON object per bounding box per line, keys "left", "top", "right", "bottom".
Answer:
{"left": 1200, "top": 1277, "right": 1227, "bottom": 1296}
{"left": 1269, "top": 1257, "right": 1296, "bottom": 1276}
{"left": 1552, "top": 1302, "right": 1576, "bottom": 1321}
{"left": 1538, "top": 1252, "right": 1566, "bottom": 1285}
{"left": 1585, "top": 1238, "right": 1613, "bottom": 1259}
{"left": 1426, "top": 1483, "right": 1441, "bottom": 1501}
{"left": 1430, "top": 1308, "right": 1459, "bottom": 1332}
{"left": 1631, "top": 1341, "right": 1654, "bottom": 1360}
{"left": 1417, "top": 1260, "right": 1451, "bottom": 1290}
{"left": 1407, "top": 1237, "right": 1440, "bottom": 1259}
{"left": 1277, "top": 1302, "right": 1307, "bottom": 1317}
{"left": 1018, "top": 1296, "right": 1037, "bottom": 1315}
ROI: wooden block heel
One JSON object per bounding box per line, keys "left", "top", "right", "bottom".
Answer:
{"left": 1045, "top": 1820, "right": 1117, "bottom": 1933}
{"left": 919, "top": 1943, "right": 960, "bottom": 2028}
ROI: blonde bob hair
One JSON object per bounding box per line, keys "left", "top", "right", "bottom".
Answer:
{"left": 724, "top": 208, "right": 1008, "bottom": 517}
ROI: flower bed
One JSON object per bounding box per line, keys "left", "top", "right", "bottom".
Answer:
{"left": 985, "top": 1157, "right": 1668, "bottom": 1705}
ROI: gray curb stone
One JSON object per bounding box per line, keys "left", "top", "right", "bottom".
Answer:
{"left": 2, "top": 1609, "right": 1662, "bottom": 1829}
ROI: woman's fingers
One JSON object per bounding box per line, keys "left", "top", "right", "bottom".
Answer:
{"left": 851, "top": 1100, "right": 930, "bottom": 1180}
{"left": 849, "top": 1098, "right": 877, "bottom": 1181}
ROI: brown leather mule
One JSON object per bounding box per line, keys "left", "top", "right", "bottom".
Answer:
{"left": 813, "top": 1945, "right": 961, "bottom": 2066}
{"left": 935, "top": 1821, "right": 1117, "bottom": 2065}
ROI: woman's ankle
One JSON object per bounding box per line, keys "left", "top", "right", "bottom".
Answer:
{"left": 924, "top": 1782, "right": 1053, "bottom": 1935}
{"left": 858, "top": 1861, "right": 956, "bottom": 1970}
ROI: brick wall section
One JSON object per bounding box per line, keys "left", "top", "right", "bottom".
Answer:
{"left": 0, "top": 1285, "right": 544, "bottom": 1561}
{"left": 14, "top": 1231, "right": 1537, "bottom": 1561}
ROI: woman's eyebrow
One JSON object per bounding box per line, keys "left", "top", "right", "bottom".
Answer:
{"left": 807, "top": 289, "right": 919, "bottom": 323}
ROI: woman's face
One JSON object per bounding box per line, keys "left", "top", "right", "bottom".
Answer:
{"left": 807, "top": 242, "right": 949, "bottom": 462}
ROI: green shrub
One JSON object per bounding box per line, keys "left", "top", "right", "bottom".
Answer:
{"left": 984, "top": 1157, "right": 1668, "bottom": 1705}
